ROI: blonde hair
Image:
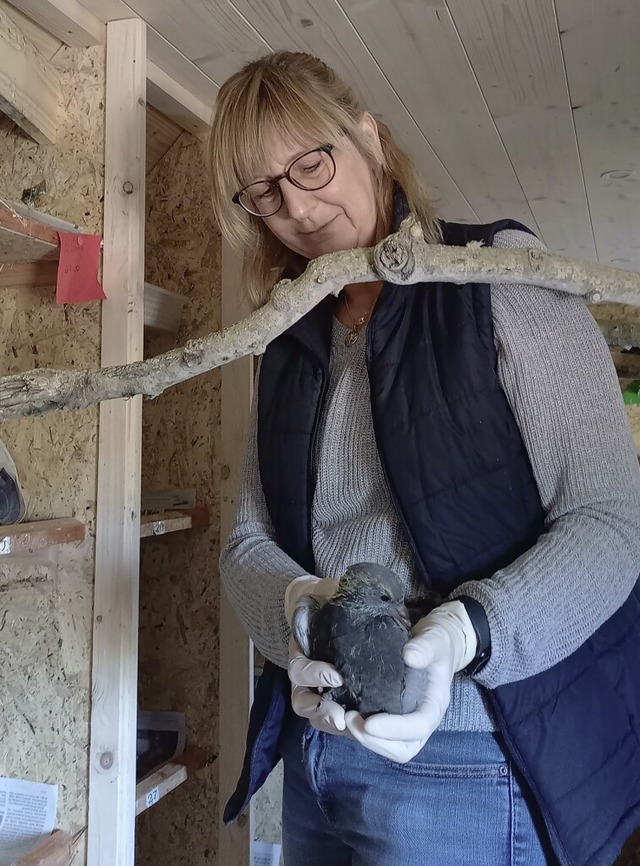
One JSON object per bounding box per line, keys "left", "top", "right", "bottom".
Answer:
{"left": 208, "top": 51, "right": 441, "bottom": 308}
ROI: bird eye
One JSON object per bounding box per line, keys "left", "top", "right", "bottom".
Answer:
{"left": 380, "top": 593, "right": 391, "bottom": 602}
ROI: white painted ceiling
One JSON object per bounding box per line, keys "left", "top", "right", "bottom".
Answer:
{"left": 83, "top": 0, "right": 640, "bottom": 273}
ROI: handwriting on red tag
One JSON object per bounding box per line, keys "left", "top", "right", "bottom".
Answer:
{"left": 56, "top": 232, "right": 106, "bottom": 303}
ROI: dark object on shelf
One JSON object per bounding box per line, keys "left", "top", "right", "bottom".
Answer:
{"left": 0, "top": 438, "right": 25, "bottom": 525}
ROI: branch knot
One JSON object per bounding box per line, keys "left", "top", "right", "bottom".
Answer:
{"left": 374, "top": 236, "right": 415, "bottom": 282}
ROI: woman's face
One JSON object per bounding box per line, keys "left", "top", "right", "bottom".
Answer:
{"left": 251, "top": 114, "right": 382, "bottom": 259}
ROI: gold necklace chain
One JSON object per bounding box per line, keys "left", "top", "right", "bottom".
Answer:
{"left": 342, "top": 292, "right": 373, "bottom": 347}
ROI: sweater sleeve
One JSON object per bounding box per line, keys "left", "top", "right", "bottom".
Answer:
{"left": 451, "top": 228, "right": 640, "bottom": 688}
{"left": 218, "top": 371, "right": 309, "bottom": 669}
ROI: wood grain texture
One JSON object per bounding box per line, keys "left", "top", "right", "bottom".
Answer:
{"left": 0, "top": 39, "right": 104, "bottom": 866}
{"left": 0, "top": 518, "right": 85, "bottom": 556}
{"left": 0, "top": 0, "right": 63, "bottom": 59}
{"left": 136, "top": 131, "right": 221, "bottom": 866}
{"left": 218, "top": 238, "right": 254, "bottom": 866}
{"left": 123, "top": 0, "right": 270, "bottom": 82}
{"left": 146, "top": 59, "right": 212, "bottom": 135}
{"left": 135, "top": 746, "right": 207, "bottom": 816}
{"left": 78, "top": 0, "right": 219, "bottom": 108}
{"left": 0, "top": 260, "right": 58, "bottom": 288}
{"left": 87, "top": 18, "right": 146, "bottom": 866}
{"left": 444, "top": 0, "right": 596, "bottom": 260}
{"left": 4, "top": 0, "right": 103, "bottom": 47}
{"left": 229, "top": 0, "right": 478, "bottom": 222}
{"left": 339, "top": 0, "right": 537, "bottom": 228}
{"left": 0, "top": 4, "right": 60, "bottom": 143}
{"left": 556, "top": 0, "right": 640, "bottom": 271}
{"left": 0, "top": 206, "right": 59, "bottom": 263}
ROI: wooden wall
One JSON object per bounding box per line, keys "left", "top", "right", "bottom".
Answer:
{"left": 0, "top": 34, "right": 105, "bottom": 866}
{"left": 136, "top": 127, "right": 222, "bottom": 866}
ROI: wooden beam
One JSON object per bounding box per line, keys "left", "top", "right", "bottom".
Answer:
{"left": 146, "top": 60, "right": 212, "bottom": 137}
{"left": 65, "top": 0, "right": 218, "bottom": 134}
{"left": 0, "top": 4, "right": 60, "bottom": 143}
{"left": 219, "top": 239, "right": 254, "bottom": 866}
{"left": 87, "top": 18, "right": 146, "bottom": 866}
{"left": 0, "top": 260, "right": 58, "bottom": 288}
{"left": 0, "top": 517, "right": 85, "bottom": 556}
{"left": 4, "top": 0, "right": 103, "bottom": 47}
{"left": 0, "top": 0, "right": 63, "bottom": 59}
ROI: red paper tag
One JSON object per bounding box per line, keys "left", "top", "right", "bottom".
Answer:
{"left": 56, "top": 232, "right": 106, "bottom": 303}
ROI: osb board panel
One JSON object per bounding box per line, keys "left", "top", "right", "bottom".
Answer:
{"left": 146, "top": 104, "right": 182, "bottom": 175}
{"left": 136, "top": 132, "right": 221, "bottom": 866}
{"left": 0, "top": 44, "right": 105, "bottom": 866}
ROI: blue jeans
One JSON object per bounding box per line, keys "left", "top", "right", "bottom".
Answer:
{"left": 280, "top": 716, "right": 554, "bottom": 866}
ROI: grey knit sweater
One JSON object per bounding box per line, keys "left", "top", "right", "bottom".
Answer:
{"left": 219, "top": 229, "right": 640, "bottom": 732}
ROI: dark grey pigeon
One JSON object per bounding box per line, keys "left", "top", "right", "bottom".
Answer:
{"left": 291, "top": 562, "right": 429, "bottom": 715}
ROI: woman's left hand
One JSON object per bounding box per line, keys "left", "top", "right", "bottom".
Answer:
{"left": 344, "top": 600, "right": 478, "bottom": 763}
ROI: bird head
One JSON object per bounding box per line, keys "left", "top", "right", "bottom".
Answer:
{"left": 334, "top": 562, "right": 411, "bottom": 629}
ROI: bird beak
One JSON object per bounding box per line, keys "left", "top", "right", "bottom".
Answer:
{"left": 391, "top": 604, "right": 412, "bottom": 631}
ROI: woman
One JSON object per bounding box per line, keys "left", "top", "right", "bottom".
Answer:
{"left": 212, "top": 51, "right": 640, "bottom": 866}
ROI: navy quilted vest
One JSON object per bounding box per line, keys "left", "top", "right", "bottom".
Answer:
{"left": 223, "top": 215, "right": 640, "bottom": 866}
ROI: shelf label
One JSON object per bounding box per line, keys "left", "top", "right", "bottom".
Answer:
{"left": 152, "top": 521, "right": 166, "bottom": 535}
{"left": 145, "top": 787, "right": 160, "bottom": 808}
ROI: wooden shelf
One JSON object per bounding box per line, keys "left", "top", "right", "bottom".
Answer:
{"left": 135, "top": 746, "right": 207, "bottom": 816}
{"left": 0, "top": 205, "right": 58, "bottom": 264}
{"left": 0, "top": 204, "right": 187, "bottom": 332}
{"left": 0, "top": 518, "right": 85, "bottom": 556}
{"left": 140, "top": 506, "right": 209, "bottom": 538}
{"left": 0, "top": 506, "right": 207, "bottom": 557}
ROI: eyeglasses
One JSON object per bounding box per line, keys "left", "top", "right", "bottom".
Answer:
{"left": 232, "top": 144, "right": 336, "bottom": 218}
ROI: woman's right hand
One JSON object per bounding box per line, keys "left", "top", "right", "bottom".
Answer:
{"left": 284, "top": 576, "right": 348, "bottom": 734}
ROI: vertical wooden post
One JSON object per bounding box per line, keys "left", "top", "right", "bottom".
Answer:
{"left": 87, "top": 18, "right": 146, "bottom": 866}
{"left": 219, "top": 239, "right": 254, "bottom": 866}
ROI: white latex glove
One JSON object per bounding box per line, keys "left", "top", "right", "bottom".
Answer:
{"left": 344, "top": 600, "right": 478, "bottom": 763}
{"left": 284, "top": 576, "right": 348, "bottom": 735}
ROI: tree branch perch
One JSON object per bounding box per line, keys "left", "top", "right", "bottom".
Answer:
{"left": 1, "top": 215, "right": 639, "bottom": 423}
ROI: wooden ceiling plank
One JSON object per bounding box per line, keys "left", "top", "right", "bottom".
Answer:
{"left": 116, "top": 0, "right": 271, "bottom": 84}
{"left": 444, "top": 0, "right": 596, "bottom": 262}
{"left": 334, "top": 0, "right": 537, "bottom": 228}
{"left": 4, "top": 0, "right": 103, "bottom": 47}
{"left": 0, "top": 4, "right": 60, "bottom": 143}
{"left": 224, "top": 0, "right": 478, "bottom": 222}
{"left": 556, "top": 0, "right": 640, "bottom": 273}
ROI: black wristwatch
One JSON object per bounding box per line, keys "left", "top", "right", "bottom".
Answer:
{"left": 456, "top": 595, "right": 491, "bottom": 676}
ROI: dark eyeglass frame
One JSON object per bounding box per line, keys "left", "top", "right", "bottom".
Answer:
{"left": 232, "top": 144, "right": 336, "bottom": 218}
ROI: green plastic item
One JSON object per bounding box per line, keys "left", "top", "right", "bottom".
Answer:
{"left": 622, "top": 380, "right": 640, "bottom": 404}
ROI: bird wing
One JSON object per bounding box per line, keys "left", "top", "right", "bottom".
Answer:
{"left": 290, "top": 594, "right": 323, "bottom": 658}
